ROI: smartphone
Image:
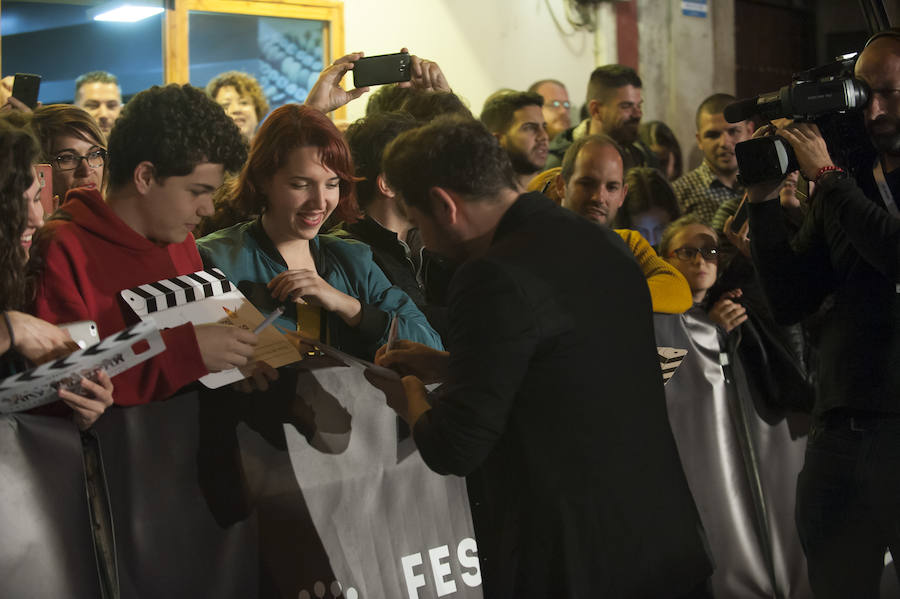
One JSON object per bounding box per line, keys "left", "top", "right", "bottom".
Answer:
{"left": 34, "top": 163, "right": 55, "bottom": 214}
{"left": 729, "top": 194, "right": 750, "bottom": 233}
{"left": 12, "top": 73, "right": 41, "bottom": 109}
{"left": 353, "top": 52, "right": 411, "bottom": 88}
{"left": 58, "top": 320, "right": 100, "bottom": 349}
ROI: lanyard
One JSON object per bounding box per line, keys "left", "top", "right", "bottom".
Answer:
{"left": 874, "top": 159, "right": 900, "bottom": 218}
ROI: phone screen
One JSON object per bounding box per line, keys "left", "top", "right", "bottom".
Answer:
{"left": 352, "top": 53, "right": 411, "bottom": 88}
{"left": 34, "top": 163, "right": 55, "bottom": 214}
{"left": 12, "top": 73, "right": 41, "bottom": 109}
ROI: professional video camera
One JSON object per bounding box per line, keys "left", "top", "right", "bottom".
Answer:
{"left": 725, "top": 55, "right": 872, "bottom": 185}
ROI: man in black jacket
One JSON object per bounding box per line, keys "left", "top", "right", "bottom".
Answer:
{"left": 747, "top": 29, "right": 900, "bottom": 598}
{"left": 376, "top": 117, "right": 712, "bottom": 598}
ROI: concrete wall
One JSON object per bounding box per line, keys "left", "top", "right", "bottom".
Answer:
{"left": 638, "top": 0, "right": 736, "bottom": 170}
{"left": 341, "top": 0, "right": 598, "bottom": 123}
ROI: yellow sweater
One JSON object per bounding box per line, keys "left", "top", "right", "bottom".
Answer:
{"left": 615, "top": 229, "right": 692, "bottom": 314}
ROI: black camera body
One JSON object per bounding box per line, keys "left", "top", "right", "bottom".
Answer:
{"left": 727, "top": 56, "right": 872, "bottom": 185}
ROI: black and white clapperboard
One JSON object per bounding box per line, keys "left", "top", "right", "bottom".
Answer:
{"left": 658, "top": 346, "right": 688, "bottom": 384}
{"left": 0, "top": 318, "right": 164, "bottom": 413}
{"left": 120, "top": 268, "right": 302, "bottom": 388}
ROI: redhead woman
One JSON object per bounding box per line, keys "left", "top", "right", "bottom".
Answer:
{"left": 197, "top": 104, "right": 442, "bottom": 361}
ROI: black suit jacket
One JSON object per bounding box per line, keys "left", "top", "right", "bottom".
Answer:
{"left": 414, "top": 193, "right": 712, "bottom": 598}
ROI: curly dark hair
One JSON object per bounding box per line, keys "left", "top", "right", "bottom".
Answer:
{"left": 479, "top": 90, "right": 544, "bottom": 134}
{"left": 399, "top": 90, "right": 473, "bottom": 123}
{"left": 106, "top": 84, "right": 247, "bottom": 188}
{"left": 345, "top": 111, "right": 419, "bottom": 211}
{"left": 383, "top": 116, "right": 517, "bottom": 213}
{"left": 0, "top": 114, "right": 40, "bottom": 311}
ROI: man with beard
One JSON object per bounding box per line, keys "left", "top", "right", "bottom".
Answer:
{"left": 480, "top": 90, "right": 549, "bottom": 190}
{"left": 546, "top": 64, "right": 656, "bottom": 171}
{"left": 671, "top": 94, "right": 753, "bottom": 225}
{"left": 376, "top": 117, "right": 712, "bottom": 599}
{"left": 746, "top": 29, "right": 900, "bottom": 598}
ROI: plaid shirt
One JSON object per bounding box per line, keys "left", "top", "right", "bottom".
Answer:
{"left": 672, "top": 161, "right": 745, "bottom": 225}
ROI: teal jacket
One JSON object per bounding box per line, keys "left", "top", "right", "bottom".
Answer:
{"left": 197, "top": 219, "right": 443, "bottom": 360}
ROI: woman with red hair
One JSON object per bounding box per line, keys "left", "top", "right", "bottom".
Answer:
{"left": 197, "top": 104, "right": 441, "bottom": 360}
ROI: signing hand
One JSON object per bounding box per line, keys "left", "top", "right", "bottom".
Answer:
{"left": 268, "top": 269, "right": 362, "bottom": 326}
{"left": 304, "top": 52, "right": 370, "bottom": 114}
{"left": 194, "top": 323, "right": 258, "bottom": 372}
{"left": 59, "top": 370, "right": 114, "bottom": 430}
{"left": 375, "top": 339, "right": 450, "bottom": 384}
{"left": 708, "top": 289, "right": 748, "bottom": 333}
{"left": 233, "top": 361, "right": 280, "bottom": 393}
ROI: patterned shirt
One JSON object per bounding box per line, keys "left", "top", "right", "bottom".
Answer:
{"left": 672, "top": 161, "right": 745, "bottom": 225}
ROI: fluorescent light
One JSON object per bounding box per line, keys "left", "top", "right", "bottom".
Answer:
{"left": 91, "top": 3, "right": 164, "bottom": 22}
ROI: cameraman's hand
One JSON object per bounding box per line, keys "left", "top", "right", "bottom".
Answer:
{"left": 304, "top": 52, "right": 370, "bottom": 114}
{"left": 746, "top": 125, "right": 785, "bottom": 203}
{"left": 194, "top": 323, "right": 258, "bottom": 372}
{"left": 777, "top": 122, "right": 834, "bottom": 182}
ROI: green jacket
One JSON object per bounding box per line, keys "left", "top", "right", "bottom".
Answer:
{"left": 197, "top": 219, "right": 443, "bottom": 360}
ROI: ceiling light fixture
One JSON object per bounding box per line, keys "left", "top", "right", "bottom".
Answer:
{"left": 89, "top": 2, "right": 164, "bottom": 23}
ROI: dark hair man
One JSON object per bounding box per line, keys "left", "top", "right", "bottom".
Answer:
{"left": 31, "top": 84, "right": 256, "bottom": 406}
{"left": 339, "top": 111, "right": 449, "bottom": 337}
{"left": 528, "top": 78, "right": 571, "bottom": 141}
{"left": 746, "top": 29, "right": 900, "bottom": 597}
{"left": 555, "top": 134, "right": 692, "bottom": 314}
{"left": 376, "top": 117, "right": 712, "bottom": 598}
{"left": 671, "top": 93, "right": 753, "bottom": 225}
{"left": 74, "top": 70, "right": 123, "bottom": 138}
{"left": 546, "top": 64, "right": 656, "bottom": 171}
{"left": 480, "top": 90, "right": 549, "bottom": 190}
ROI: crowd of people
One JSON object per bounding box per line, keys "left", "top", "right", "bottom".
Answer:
{"left": 1, "top": 26, "right": 900, "bottom": 598}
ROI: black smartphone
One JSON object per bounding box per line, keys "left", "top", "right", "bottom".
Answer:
{"left": 353, "top": 52, "right": 411, "bottom": 88}
{"left": 12, "top": 73, "right": 41, "bottom": 109}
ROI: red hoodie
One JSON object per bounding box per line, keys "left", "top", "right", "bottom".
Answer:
{"left": 31, "top": 188, "right": 209, "bottom": 406}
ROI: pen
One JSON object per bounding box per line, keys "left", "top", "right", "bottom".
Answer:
{"left": 386, "top": 314, "right": 399, "bottom": 351}
{"left": 253, "top": 306, "right": 285, "bottom": 335}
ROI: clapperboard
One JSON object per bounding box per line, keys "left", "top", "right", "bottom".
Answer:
{"left": 658, "top": 346, "right": 688, "bottom": 384}
{"left": 0, "top": 318, "right": 165, "bottom": 413}
{"left": 120, "top": 268, "right": 303, "bottom": 388}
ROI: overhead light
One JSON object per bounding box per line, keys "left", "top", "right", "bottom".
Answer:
{"left": 89, "top": 2, "right": 164, "bottom": 22}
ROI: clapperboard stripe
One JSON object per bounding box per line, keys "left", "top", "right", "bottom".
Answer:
{"left": 0, "top": 321, "right": 149, "bottom": 392}
{"left": 122, "top": 269, "right": 234, "bottom": 316}
{"left": 658, "top": 347, "right": 688, "bottom": 385}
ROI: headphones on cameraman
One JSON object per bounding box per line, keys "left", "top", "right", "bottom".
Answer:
{"left": 864, "top": 27, "right": 900, "bottom": 48}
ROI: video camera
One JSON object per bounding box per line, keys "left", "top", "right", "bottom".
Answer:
{"left": 726, "top": 55, "right": 872, "bottom": 185}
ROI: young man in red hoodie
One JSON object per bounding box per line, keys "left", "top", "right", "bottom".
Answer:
{"left": 30, "top": 84, "right": 257, "bottom": 406}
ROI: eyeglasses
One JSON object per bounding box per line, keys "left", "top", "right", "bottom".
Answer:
{"left": 547, "top": 100, "right": 571, "bottom": 109}
{"left": 54, "top": 148, "right": 107, "bottom": 172}
{"left": 671, "top": 246, "right": 719, "bottom": 262}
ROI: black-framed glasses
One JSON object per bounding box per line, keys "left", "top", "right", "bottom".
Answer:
{"left": 54, "top": 148, "right": 107, "bottom": 172}
{"left": 671, "top": 246, "right": 719, "bottom": 262}
{"left": 547, "top": 100, "right": 571, "bottom": 109}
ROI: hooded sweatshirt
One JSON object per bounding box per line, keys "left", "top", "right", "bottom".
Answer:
{"left": 30, "top": 188, "right": 208, "bottom": 406}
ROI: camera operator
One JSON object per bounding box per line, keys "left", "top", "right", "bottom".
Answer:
{"left": 746, "top": 29, "right": 900, "bottom": 598}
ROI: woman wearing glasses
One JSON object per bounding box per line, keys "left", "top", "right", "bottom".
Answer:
{"left": 30, "top": 105, "right": 107, "bottom": 208}
{"left": 655, "top": 214, "right": 812, "bottom": 598}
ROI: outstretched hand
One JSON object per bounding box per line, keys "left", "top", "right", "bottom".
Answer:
{"left": 304, "top": 52, "right": 370, "bottom": 114}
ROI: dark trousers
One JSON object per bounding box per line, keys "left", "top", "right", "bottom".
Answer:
{"left": 796, "top": 413, "right": 900, "bottom": 598}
